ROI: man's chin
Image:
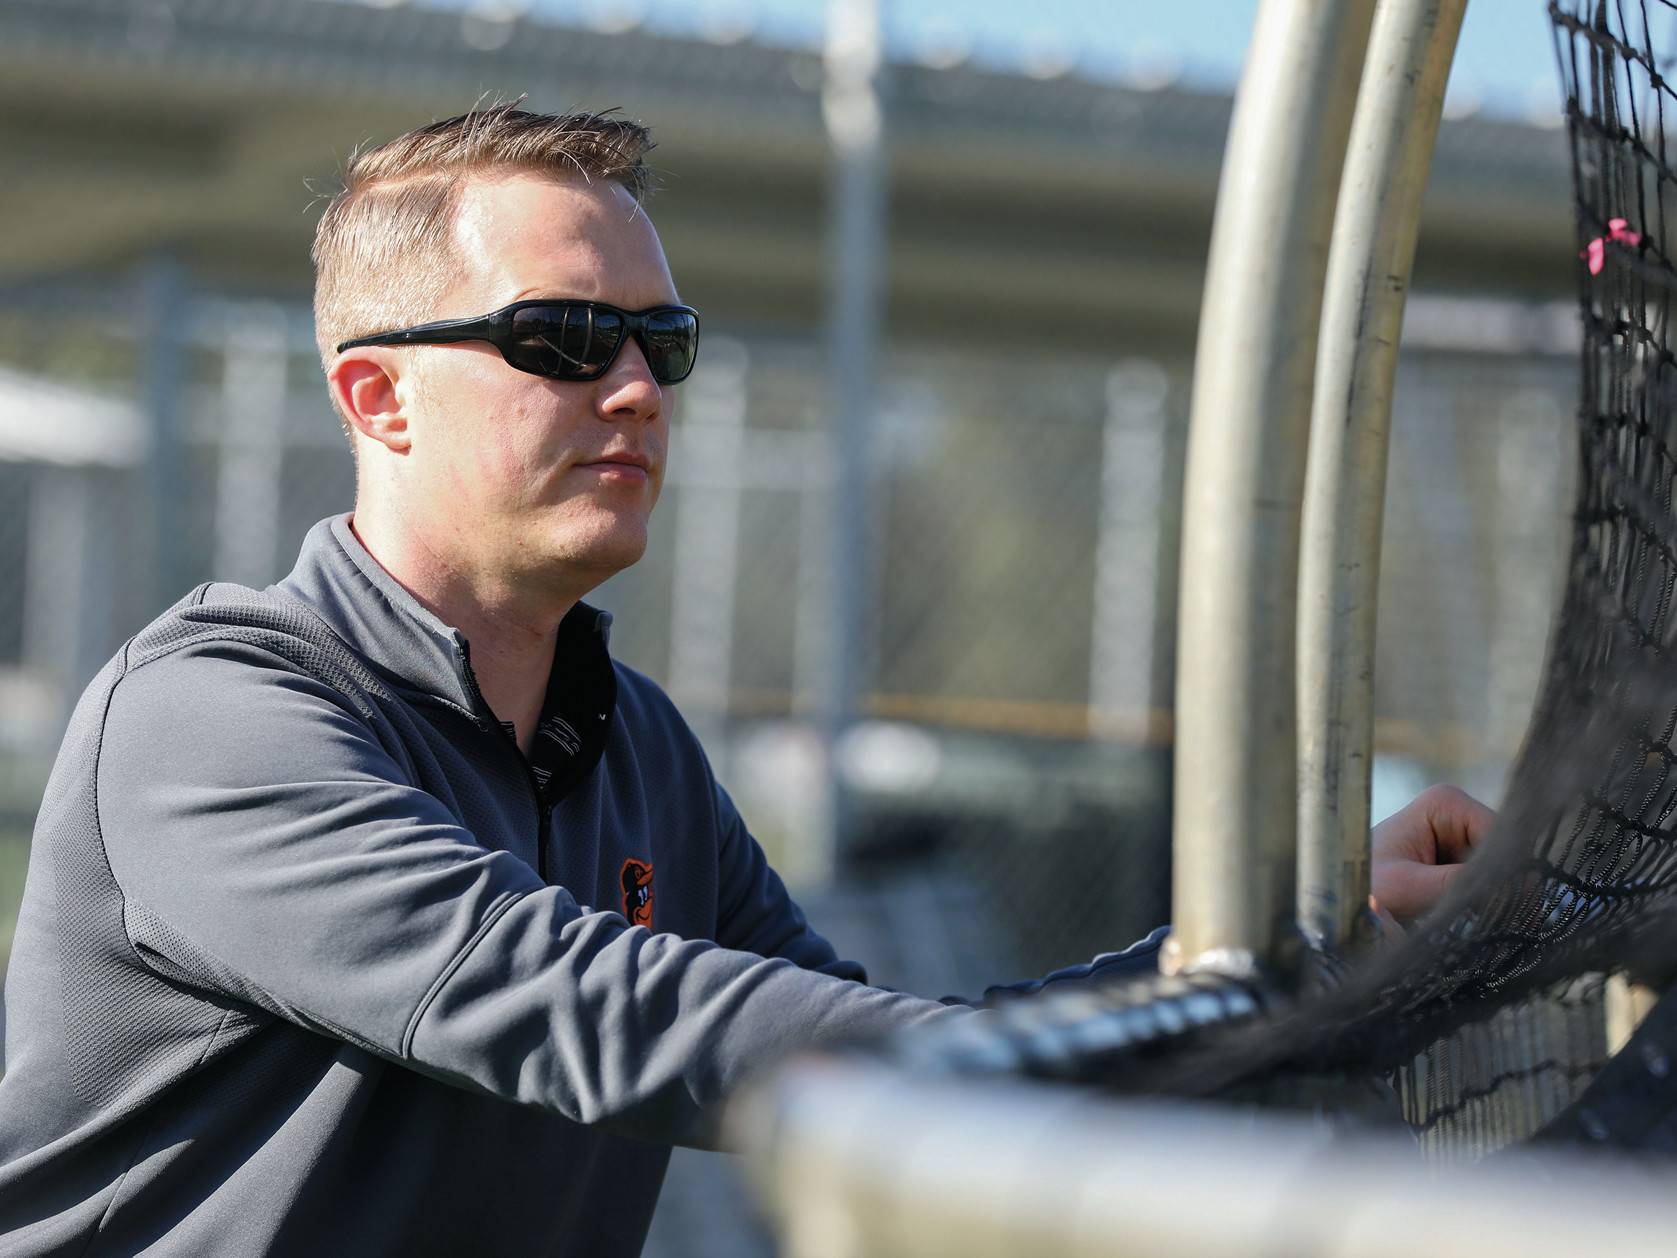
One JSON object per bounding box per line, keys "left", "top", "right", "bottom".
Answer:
{"left": 536, "top": 526, "right": 649, "bottom": 585}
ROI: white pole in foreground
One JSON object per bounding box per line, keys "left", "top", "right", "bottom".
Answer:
{"left": 1296, "top": 0, "right": 1468, "bottom": 958}
{"left": 740, "top": 1058, "right": 1677, "bottom": 1258}
{"left": 1167, "top": 0, "right": 1379, "bottom": 980}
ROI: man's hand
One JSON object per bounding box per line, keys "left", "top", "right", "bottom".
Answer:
{"left": 1368, "top": 784, "right": 1495, "bottom": 927}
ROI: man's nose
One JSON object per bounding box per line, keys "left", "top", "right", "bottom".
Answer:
{"left": 597, "top": 338, "right": 663, "bottom": 423}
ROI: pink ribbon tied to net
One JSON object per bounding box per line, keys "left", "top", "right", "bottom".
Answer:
{"left": 1584, "top": 217, "right": 1643, "bottom": 275}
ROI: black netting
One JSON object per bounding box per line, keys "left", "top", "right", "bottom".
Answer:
{"left": 877, "top": 0, "right": 1677, "bottom": 1159}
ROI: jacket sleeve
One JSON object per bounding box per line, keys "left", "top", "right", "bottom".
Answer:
{"left": 709, "top": 779, "right": 868, "bottom": 982}
{"left": 95, "top": 638, "right": 963, "bottom": 1149}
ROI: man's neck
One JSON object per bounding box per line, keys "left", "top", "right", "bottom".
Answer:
{"left": 349, "top": 508, "right": 570, "bottom": 755}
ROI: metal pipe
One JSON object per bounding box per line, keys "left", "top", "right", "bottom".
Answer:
{"left": 737, "top": 1058, "right": 1677, "bottom": 1258}
{"left": 1089, "top": 361, "right": 1172, "bottom": 739}
{"left": 213, "top": 302, "right": 289, "bottom": 588}
{"left": 1296, "top": 0, "right": 1468, "bottom": 957}
{"left": 139, "top": 251, "right": 188, "bottom": 610}
{"left": 803, "top": 0, "right": 887, "bottom": 883}
{"left": 1167, "top": 0, "right": 1378, "bottom": 979}
{"left": 667, "top": 337, "right": 749, "bottom": 775}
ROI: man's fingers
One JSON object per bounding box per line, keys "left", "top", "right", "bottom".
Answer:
{"left": 1370, "top": 858, "right": 1464, "bottom": 923}
{"left": 1366, "top": 785, "right": 1496, "bottom": 922}
{"left": 1420, "top": 784, "right": 1496, "bottom": 863}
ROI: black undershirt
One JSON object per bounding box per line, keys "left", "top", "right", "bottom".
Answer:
{"left": 496, "top": 604, "right": 617, "bottom": 807}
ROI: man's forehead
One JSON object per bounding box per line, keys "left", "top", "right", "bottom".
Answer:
{"left": 451, "top": 173, "right": 674, "bottom": 306}
{"left": 456, "top": 171, "right": 641, "bottom": 227}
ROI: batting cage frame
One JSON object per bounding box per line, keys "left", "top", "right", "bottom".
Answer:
{"left": 732, "top": 1, "right": 1677, "bottom": 1253}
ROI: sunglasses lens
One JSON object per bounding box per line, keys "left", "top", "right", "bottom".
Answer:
{"left": 504, "top": 303, "right": 698, "bottom": 384}
{"left": 642, "top": 309, "right": 699, "bottom": 384}
{"left": 509, "top": 304, "right": 625, "bottom": 379}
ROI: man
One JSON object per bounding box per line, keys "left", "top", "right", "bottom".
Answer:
{"left": 0, "top": 106, "right": 1489, "bottom": 1256}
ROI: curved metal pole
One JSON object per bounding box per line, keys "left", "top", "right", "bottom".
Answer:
{"left": 1296, "top": 0, "right": 1468, "bottom": 958}
{"left": 738, "top": 1058, "right": 1677, "bottom": 1258}
{"left": 1167, "top": 0, "right": 1378, "bottom": 979}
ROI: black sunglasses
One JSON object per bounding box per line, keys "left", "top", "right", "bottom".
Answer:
{"left": 336, "top": 299, "right": 701, "bottom": 385}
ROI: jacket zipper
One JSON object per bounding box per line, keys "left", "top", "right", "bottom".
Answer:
{"left": 532, "top": 792, "right": 553, "bottom": 883}
{"left": 456, "top": 640, "right": 552, "bottom": 882}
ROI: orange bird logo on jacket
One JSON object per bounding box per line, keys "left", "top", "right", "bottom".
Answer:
{"left": 620, "top": 859, "right": 654, "bottom": 928}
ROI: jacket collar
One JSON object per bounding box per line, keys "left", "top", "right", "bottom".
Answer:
{"left": 273, "top": 514, "right": 613, "bottom": 724}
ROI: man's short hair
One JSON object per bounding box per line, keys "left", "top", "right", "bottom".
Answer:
{"left": 311, "top": 102, "right": 654, "bottom": 431}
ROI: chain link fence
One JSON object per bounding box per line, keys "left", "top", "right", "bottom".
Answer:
{"left": 0, "top": 287, "right": 1577, "bottom": 989}
{"left": 0, "top": 282, "right": 1583, "bottom": 1254}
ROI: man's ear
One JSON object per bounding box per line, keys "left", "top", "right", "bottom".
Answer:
{"left": 328, "top": 351, "right": 411, "bottom": 454}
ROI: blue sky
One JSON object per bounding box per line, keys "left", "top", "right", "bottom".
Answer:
{"left": 374, "top": 1, "right": 1568, "bottom": 124}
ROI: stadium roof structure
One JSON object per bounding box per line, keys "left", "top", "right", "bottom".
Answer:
{"left": 0, "top": 0, "right": 1574, "bottom": 352}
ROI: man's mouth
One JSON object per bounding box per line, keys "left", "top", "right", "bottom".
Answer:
{"left": 580, "top": 452, "right": 653, "bottom": 482}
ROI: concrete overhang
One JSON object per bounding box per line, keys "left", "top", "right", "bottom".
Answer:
{"left": 0, "top": 0, "right": 1576, "bottom": 353}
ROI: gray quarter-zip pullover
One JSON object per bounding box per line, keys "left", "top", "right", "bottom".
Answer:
{"left": 0, "top": 514, "right": 962, "bottom": 1257}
